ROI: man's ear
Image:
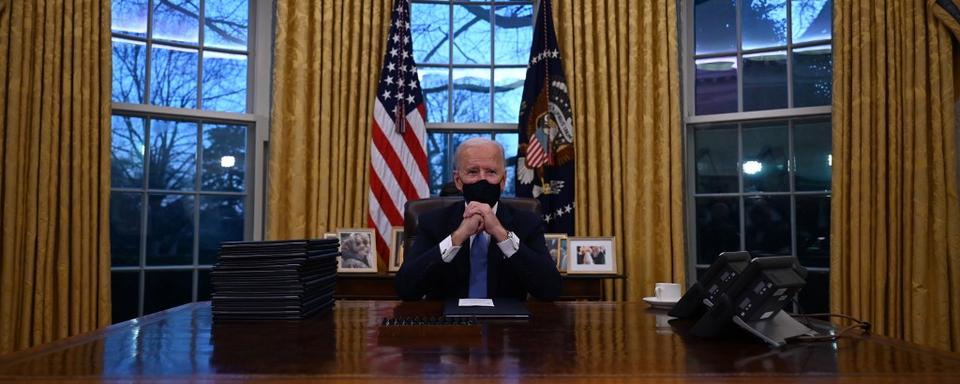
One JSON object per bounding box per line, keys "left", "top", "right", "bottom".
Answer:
{"left": 453, "top": 170, "right": 464, "bottom": 191}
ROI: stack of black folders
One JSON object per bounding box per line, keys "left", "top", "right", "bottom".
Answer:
{"left": 211, "top": 239, "right": 339, "bottom": 322}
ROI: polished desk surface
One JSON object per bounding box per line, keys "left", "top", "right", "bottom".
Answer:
{"left": 1, "top": 301, "right": 959, "bottom": 383}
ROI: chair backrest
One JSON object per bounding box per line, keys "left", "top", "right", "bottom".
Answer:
{"left": 403, "top": 197, "right": 541, "bottom": 257}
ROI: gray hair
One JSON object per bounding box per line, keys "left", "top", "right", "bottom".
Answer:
{"left": 453, "top": 137, "right": 505, "bottom": 171}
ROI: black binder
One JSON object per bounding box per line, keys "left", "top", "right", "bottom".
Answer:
{"left": 442, "top": 298, "right": 531, "bottom": 319}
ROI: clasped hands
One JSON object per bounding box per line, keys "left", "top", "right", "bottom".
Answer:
{"left": 451, "top": 201, "right": 509, "bottom": 246}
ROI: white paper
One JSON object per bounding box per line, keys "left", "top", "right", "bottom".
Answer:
{"left": 458, "top": 298, "right": 495, "bottom": 307}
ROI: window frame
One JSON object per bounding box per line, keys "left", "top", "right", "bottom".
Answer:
{"left": 679, "top": 0, "right": 833, "bottom": 283}
{"left": 109, "top": 0, "right": 272, "bottom": 320}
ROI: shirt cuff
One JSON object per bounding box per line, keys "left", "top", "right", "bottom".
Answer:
{"left": 439, "top": 235, "right": 461, "bottom": 263}
{"left": 496, "top": 231, "right": 520, "bottom": 258}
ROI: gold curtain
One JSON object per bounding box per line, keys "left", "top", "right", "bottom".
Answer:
{"left": 0, "top": 0, "right": 112, "bottom": 354}
{"left": 267, "top": 0, "right": 391, "bottom": 242}
{"left": 553, "top": 1, "right": 684, "bottom": 300}
{"left": 832, "top": 0, "right": 960, "bottom": 352}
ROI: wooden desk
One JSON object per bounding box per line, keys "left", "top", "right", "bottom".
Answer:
{"left": 1, "top": 301, "right": 959, "bottom": 383}
{"left": 335, "top": 274, "right": 608, "bottom": 300}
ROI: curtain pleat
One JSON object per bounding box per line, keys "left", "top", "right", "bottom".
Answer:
{"left": 0, "top": 0, "right": 112, "bottom": 354}
{"left": 554, "top": 0, "right": 684, "bottom": 300}
{"left": 267, "top": 0, "right": 390, "bottom": 247}
{"left": 832, "top": 0, "right": 960, "bottom": 352}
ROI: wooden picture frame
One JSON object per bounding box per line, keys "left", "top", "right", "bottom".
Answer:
{"left": 566, "top": 237, "right": 617, "bottom": 275}
{"left": 544, "top": 233, "right": 567, "bottom": 273}
{"left": 336, "top": 228, "right": 378, "bottom": 273}
{"left": 388, "top": 226, "right": 405, "bottom": 272}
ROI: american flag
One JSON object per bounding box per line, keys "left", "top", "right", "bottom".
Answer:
{"left": 525, "top": 136, "right": 548, "bottom": 168}
{"left": 369, "top": 0, "right": 429, "bottom": 265}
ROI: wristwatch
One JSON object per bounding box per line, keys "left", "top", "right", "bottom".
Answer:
{"left": 504, "top": 231, "right": 520, "bottom": 252}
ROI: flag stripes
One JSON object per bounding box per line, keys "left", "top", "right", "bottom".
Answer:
{"left": 369, "top": 0, "right": 429, "bottom": 264}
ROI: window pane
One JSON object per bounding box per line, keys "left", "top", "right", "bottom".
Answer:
{"left": 143, "top": 270, "right": 193, "bottom": 314}
{"left": 494, "top": 5, "right": 533, "bottom": 65}
{"left": 418, "top": 67, "right": 449, "bottom": 122}
{"left": 112, "top": 38, "right": 146, "bottom": 103}
{"left": 493, "top": 132, "right": 519, "bottom": 197}
{"left": 694, "top": 0, "right": 736, "bottom": 55}
{"left": 197, "top": 269, "right": 212, "bottom": 301}
{"left": 199, "top": 195, "right": 244, "bottom": 265}
{"left": 742, "top": 0, "right": 787, "bottom": 50}
{"left": 793, "top": 118, "right": 832, "bottom": 190}
{"left": 201, "top": 123, "right": 246, "bottom": 192}
{"left": 792, "top": 0, "right": 831, "bottom": 44}
{"left": 204, "top": 0, "right": 249, "bottom": 50}
{"left": 793, "top": 45, "right": 832, "bottom": 107}
{"left": 154, "top": 0, "right": 199, "bottom": 45}
{"left": 427, "top": 132, "right": 452, "bottom": 195}
{"left": 151, "top": 45, "right": 199, "bottom": 109}
{"left": 202, "top": 51, "right": 247, "bottom": 113}
{"left": 744, "top": 195, "right": 791, "bottom": 256}
{"left": 742, "top": 51, "right": 787, "bottom": 111}
{"left": 146, "top": 194, "right": 194, "bottom": 266}
{"left": 694, "top": 124, "right": 739, "bottom": 193}
{"left": 111, "top": 115, "right": 145, "bottom": 188}
{"left": 493, "top": 68, "right": 524, "bottom": 123}
{"left": 452, "top": 68, "right": 491, "bottom": 123}
{"left": 110, "top": 192, "right": 142, "bottom": 267}
{"left": 412, "top": 3, "right": 450, "bottom": 64}
{"left": 453, "top": 5, "right": 492, "bottom": 64}
{"left": 111, "top": 0, "right": 148, "bottom": 38}
{"left": 111, "top": 271, "right": 140, "bottom": 322}
{"left": 796, "top": 194, "right": 830, "bottom": 268}
{"left": 742, "top": 121, "right": 789, "bottom": 192}
{"left": 695, "top": 57, "right": 737, "bottom": 115}
{"left": 696, "top": 197, "right": 740, "bottom": 265}
{"left": 149, "top": 119, "right": 197, "bottom": 191}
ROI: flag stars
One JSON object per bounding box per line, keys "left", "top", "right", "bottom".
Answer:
{"left": 530, "top": 49, "right": 561, "bottom": 65}
{"left": 390, "top": 48, "right": 398, "bottom": 56}
{"left": 382, "top": 90, "right": 392, "bottom": 100}
{"left": 408, "top": 80, "right": 418, "bottom": 89}
{"left": 387, "top": 62, "right": 395, "bottom": 71}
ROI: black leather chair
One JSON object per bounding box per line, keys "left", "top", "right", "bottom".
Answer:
{"left": 403, "top": 197, "right": 541, "bottom": 257}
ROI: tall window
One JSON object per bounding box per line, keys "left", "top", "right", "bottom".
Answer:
{"left": 683, "top": 0, "right": 833, "bottom": 312}
{"left": 110, "top": 0, "right": 268, "bottom": 322}
{"left": 411, "top": 0, "right": 535, "bottom": 195}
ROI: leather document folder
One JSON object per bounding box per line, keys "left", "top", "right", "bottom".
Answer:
{"left": 442, "top": 298, "right": 531, "bottom": 319}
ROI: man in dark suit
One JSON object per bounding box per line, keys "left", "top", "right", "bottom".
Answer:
{"left": 395, "top": 138, "right": 562, "bottom": 301}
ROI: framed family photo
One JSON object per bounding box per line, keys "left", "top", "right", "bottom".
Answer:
{"left": 336, "top": 228, "right": 378, "bottom": 273}
{"left": 566, "top": 237, "right": 617, "bottom": 275}
{"left": 544, "top": 233, "right": 567, "bottom": 273}
{"left": 388, "top": 226, "right": 405, "bottom": 272}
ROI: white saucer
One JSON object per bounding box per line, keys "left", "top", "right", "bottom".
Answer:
{"left": 642, "top": 296, "right": 679, "bottom": 310}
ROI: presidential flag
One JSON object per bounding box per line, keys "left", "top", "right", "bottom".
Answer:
{"left": 516, "top": 0, "right": 575, "bottom": 235}
{"left": 369, "top": 0, "right": 429, "bottom": 264}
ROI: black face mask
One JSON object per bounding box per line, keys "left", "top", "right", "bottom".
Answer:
{"left": 462, "top": 179, "right": 502, "bottom": 207}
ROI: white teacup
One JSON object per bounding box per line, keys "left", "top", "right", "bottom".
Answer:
{"left": 654, "top": 282, "right": 681, "bottom": 301}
